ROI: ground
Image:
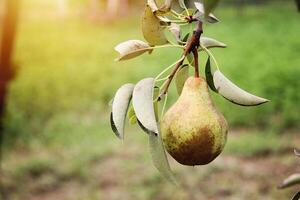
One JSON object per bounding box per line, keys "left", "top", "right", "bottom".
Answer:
{"left": 2, "top": 127, "right": 300, "bottom": 200}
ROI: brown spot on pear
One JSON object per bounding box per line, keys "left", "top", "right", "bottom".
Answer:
{"left": 161, "top": 76, "right": 228, "bottom": 166}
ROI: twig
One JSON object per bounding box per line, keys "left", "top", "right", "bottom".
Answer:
{"left": 158, "top": 21, "right": 203, "bottom": 99}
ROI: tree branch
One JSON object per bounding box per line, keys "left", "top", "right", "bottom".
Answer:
{"left": 158, "top": 21, "right": 203, "bottom": 99}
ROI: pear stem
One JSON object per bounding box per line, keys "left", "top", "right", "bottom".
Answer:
{"left": 192, "top": 49, "right": 199, "bottom": 78}
{"left": 158, "top": 21, "right": 203, "bottom": 99}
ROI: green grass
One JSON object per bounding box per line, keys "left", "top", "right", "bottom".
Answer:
{"left": 2, "top": 121, "right": 298, "bottom": 199}
{"left": 224, "top": 131, "right": 292, "bottom": 157}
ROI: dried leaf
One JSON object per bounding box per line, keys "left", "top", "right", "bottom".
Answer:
{"left": 110, "top": 84, "right": 135, "bottom": 139}
{"left": 213, "top": 70, "right": 270, "bottom": 106}
{"left": 278, "top": 174, "right": 300, "bottom": 189}
{"left": 132, "top": 78, "right": 159, "bottom": 135}
{"left": 142, "top": 5, "right": 169, "bottom": 45}
{"left": 114, "top": 40, "right": 151, "bottom": 61}
{"left": 175, "top": 64, "right": 189, "bottom": 95}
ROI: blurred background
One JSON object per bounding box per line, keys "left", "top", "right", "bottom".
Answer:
{"left": 0, "top": 0, "right": 299, "bottom": 199}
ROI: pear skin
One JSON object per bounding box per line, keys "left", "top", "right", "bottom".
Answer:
{"left": 161, "top": 76, "right": 228, "bottom": 166}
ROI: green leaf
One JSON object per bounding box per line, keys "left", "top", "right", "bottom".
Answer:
{"left": 132, "top": 78, "right": 159, "bottom": 135}
{"left": 194, "top": 2, "right": 219, "bottom": 23}
{"left": 127, "top": 105, "right": 135, "bottom": 119}
{"left": 129, "top": 115, "right": 137, "bottom": 125}
{"left": 186, "top": 52, "right": 194, "bottom": 66}
{"left": 142, "top": 5, "right": 169, "bottom": 45}
{"left": 278, "top": 173, "right": 300, "bottom": 189}
{"left": 114, "top": 40, "right": 152, "bottom": 61}
{"left": 200, "top": 37, "right": 226, "bottom": 49}
{"left": 213, "top": 70, "right": 270, "bottom": 106}
{"left": 178, "top": 32, "right": 190, "bottom": 45}
{"left": 205, "top": 57, "right": 217, "bottom": 92}
{"left": 127, "top": 106, "right": 137, "bottom": 125}
{"left": 175, "top": 64, "right": 189, "bottom": 95}
{"left": 110, "top": 84, "right": 135, "bottom": 139}
{"left": 164, "top": 23, "right": 181, "bottom": 44}
{"left": 149, "top": 126, "right": 177, "bottom": 185}
{"left": 205, "top": 61, "right": 269, "bottom": 106}
{"left": 203, "top": 0, "right": 220, "bottom": 18}
{"left": 182, "top": 33, "right": 189, "bottom": 42}
{"left": 164, "top": 28, "right": 178, "bottom": 45}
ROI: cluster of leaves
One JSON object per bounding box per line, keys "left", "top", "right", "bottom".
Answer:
{"left": 278, "top": 148, "right": 300, "bottom": 200}
{"left": 110, "top": 0, "right": 268, "bottom": 183}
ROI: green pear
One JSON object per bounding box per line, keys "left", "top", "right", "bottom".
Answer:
{"left": 161, "top": 76, "right": 228, "bottom": 166}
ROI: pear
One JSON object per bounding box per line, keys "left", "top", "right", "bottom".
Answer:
{"left": 161, "top": 76, "right": 228, "bottom": 166}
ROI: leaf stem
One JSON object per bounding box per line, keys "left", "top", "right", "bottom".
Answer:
{"left": 155, "top": 76, "right": 169, "bottom": 82}
{"left": 150, "top": 44, "right": 185, "bottom": 50}
{"left": 161, "top": 93, "right": 168, "bottom": 119}
{"left": 168, "top": 19, "right": 187, "bottom": 23}
{"left": 178, "top": 23, "right": 189, "bottom": 26}
{"left": 155, "top": 56, "right": 185, "bottom": 81}
{"left": 171, "top": 9, "right": 184, "bottom": 17}
{"left": 181, "top": 2, "right": 190, "bottom": 16}
{"left": 158, "top": 56, "right": 186, "bottom": 99}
